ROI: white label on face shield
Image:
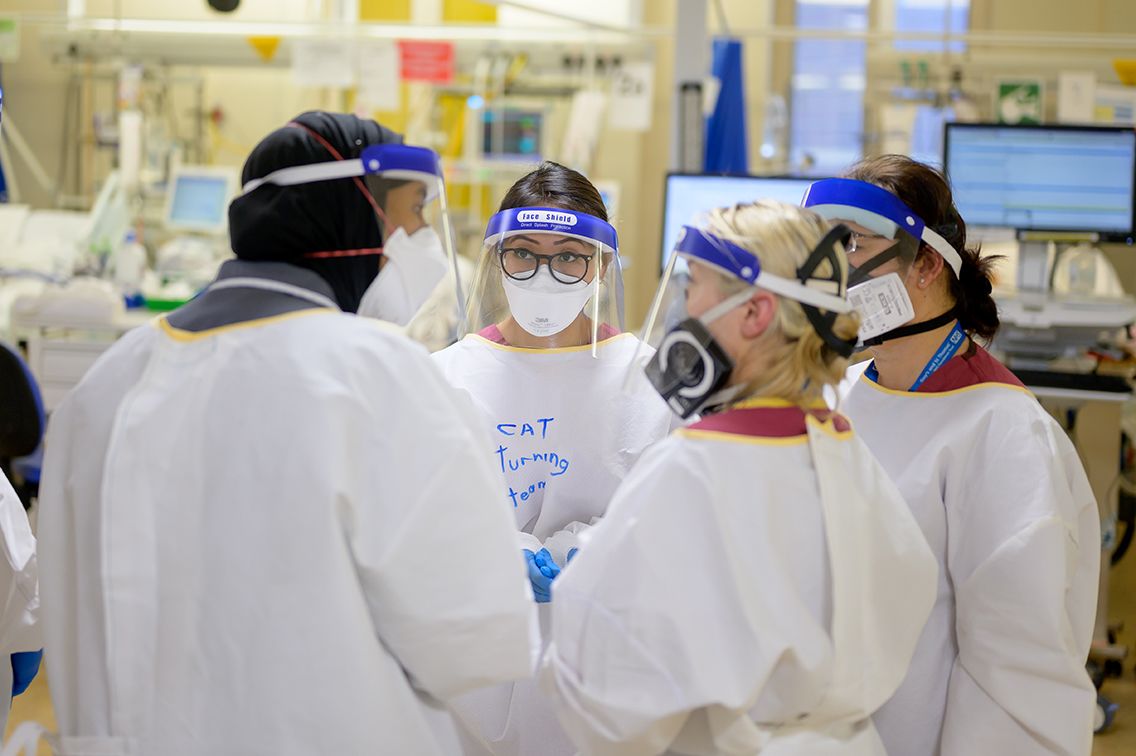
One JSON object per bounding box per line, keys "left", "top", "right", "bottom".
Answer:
{"left": 847, "top": 271, "right": 915, "bottom": 343}
{"left": 517, "top": 210, "right": 578, "bottom": 226}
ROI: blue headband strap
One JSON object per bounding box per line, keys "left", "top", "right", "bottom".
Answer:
{"left": 484, "top": 207, "right": 619, "bottom": 252}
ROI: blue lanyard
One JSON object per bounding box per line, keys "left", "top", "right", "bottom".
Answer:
{"left": 865, "top": 322, "right": 966, "bottom": 392}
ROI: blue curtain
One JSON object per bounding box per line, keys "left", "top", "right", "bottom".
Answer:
{"left": 704, "top": 38, "right": 748, "bottom": 174}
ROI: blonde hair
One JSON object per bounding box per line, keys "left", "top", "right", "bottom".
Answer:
{"left": 702, "top": 200, "right": 860, "bottom": 405}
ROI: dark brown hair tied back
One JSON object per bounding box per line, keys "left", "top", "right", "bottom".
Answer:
{"left": 844, "top": 154, "right": 1002, "bottom": 341}
{"left": 498, "top": 161, "right": 609, "bottom": 221}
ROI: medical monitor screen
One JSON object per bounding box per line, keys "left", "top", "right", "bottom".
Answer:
{"left": 167, "top": 173, "right": 231, "bottom": 232}
{"left": 661, "top": 174, "right": 818, "bottom": 271}
{"left": 482, "top": 109, "right": 543, "bottom": 160}
{"left": 944, "top": 124, "right": 1136, "bottom": 235}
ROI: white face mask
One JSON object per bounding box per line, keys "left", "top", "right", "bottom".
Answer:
{"left": 357, "top": 226, "right": 449, "bottom": 326}
{"left": 846, "top": 271, "right": 915, "bottom": 344}
{"left": 501, "top": 267, "right": 595, "bottom": 337}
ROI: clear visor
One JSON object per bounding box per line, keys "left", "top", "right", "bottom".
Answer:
{"left": 813, "top": 211, "right": 923, "bottom": 346}
{"left": 462, "top": 228, "right": 625, "bottom": 354}
{"left": 636, "top": 251, "right": 735, "bottom": 356}
{"left": 359, "top": 174, "right": 466, "bottom": 332}
{"left": 817, "top": 210, "right": 922, "bottom": 287}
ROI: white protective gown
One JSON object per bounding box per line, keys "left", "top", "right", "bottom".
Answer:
{"left": 838, "top": 346, "right": 1099, "bottom": 755}
{"left": 431, "top": 331, "right": 676, "bottom": 564}
{"left": 540, "top": 399, "right": 939, "bottom": 756}
{"left": 0, "top": 471, "right": 41, "bottom": 734}
{"left": 38, "top": 307, "right": 538, "bottom": 756}
{"left": 431, "top": 331, "right": 677, "bottom": 756}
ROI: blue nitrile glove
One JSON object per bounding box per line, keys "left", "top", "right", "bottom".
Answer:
{"left": 11, "top": 650, "right": 42, "bottom": 697}
{"left": 523, "top": 548, "right": 561, "bottom": 603}
{"left": 567, "top": 547, "right": 579, "bottom": 563}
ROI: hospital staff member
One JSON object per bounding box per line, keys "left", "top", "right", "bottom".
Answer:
{"left": 37, "top": 111, "right": 537, "bottom": 756}
{"left": 0, "top": 95, "right": 44, "bottom": 729}
{"left": 434, "top": 162, "right": 675, "bottom": 568}
{"left": 432, "top": 163, "right": 675, "bottom": 755}
{"left": 805, "top": 155, "right": 1099, "bottom": 755}
{"left": 540, "top": 200, "right": 938, "bottom": 755}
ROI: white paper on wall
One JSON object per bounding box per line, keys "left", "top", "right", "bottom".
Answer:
{"left": 1057, "top": 71, "right": 1096, "bottom": 124}
{"left": 608, "top": 62, "right": 654, "bottom": 132}
{"left": 561, "top": 89, "right": 608, "bottom": 170}
{"left": 356, "top": 40, "right": 400, "bottom": 111}
{"left": 291, "top": 39, "right": 355, "bottom": 88}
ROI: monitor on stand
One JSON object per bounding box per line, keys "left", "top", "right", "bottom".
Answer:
{"left": 943, "top": 123, "right": 1136, "bottom": 366}
{"left": 943, "top": 123, "right": 1136, "bottom": 293}
{"left": 162, "top": 165, "right": 238, "bottom": 236}
{"left": 660, "top": 173, "right": 819, "bottom": 272}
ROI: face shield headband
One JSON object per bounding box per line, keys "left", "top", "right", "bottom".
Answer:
{"left": 802, "top": 178, "right": 963, "bottom": 282}
{"left": 242, "top": 140, "right": 444, "bottom": 202}
{"left": 484, "top": 207, "right": 619, "bottom": 254}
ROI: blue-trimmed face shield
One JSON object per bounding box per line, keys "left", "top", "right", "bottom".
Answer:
{"left": 464, "top": 206, "right": 625, "bottom": 354}
{"left": 240, "top": 142, "right": 463, "bottom": 329}
{"left": 802, "top": 178, "right": 962, "bottom": 285}
{"left": 803, "top": 178, "right": 965, "bottom": 346}
{"left": 635, "top": 223, "right": 855, "bottom": 419}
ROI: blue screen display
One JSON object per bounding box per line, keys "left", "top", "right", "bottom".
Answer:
{"left": 661, "top": 174, "right": 818, "bottom": 270}
{"left": 945, "top": 125, "right": 1136, "bottom": 234}
{"left": 168, "top": 174, "right": 230, "bottom": 229}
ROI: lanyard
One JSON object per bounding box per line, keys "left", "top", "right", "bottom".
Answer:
{"left": 865, "top": 321, "right": 966, "bottom": 392}
{"left": 207, "top": 277, "right": 339, "bottom": 310}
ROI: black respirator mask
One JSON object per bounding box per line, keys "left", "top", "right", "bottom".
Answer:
{"left": 645, "top": 225, "right": 854, "bottom": 419}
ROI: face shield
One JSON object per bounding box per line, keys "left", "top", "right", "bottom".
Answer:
{"left": 463, "top": 207, "right": 624, "bottom": 355}
{"left": 633, "top": 223, "right": 855, "bottom": 419}
{"left": 802, "top": 178, "right": 963, "bottom": 346}
{"left": 241, "top": 142, "right": 463, "bottom": 326}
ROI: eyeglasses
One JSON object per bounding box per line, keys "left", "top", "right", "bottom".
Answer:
{"left": 847, "top": 230, "right": 890, "bottom": 255}
{"left": 499, "top": 247, "right": 594, "bottom": 285}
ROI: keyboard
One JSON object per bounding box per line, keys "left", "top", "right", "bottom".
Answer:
{"left": 1011, "top": 369, "right": 1134, "bottom": 394}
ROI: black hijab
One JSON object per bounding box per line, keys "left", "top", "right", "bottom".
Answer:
{"left": 228, "top": 111, "right": 402, "bottom": 312}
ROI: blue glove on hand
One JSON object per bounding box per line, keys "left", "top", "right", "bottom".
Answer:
{"left": 523, "top": 548, "right": 561, "bottom": 603}
{"left": 11, "top": 650, "right": 42, "bottom": 697}
{"left": 567, "top": 547, "right": 578, "bottom": 563}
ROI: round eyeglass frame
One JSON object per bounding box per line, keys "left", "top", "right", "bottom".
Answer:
{"left": 497, "top": 245, "right": 594, "bottom": 285}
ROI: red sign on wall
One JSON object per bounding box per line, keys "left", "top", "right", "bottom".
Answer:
{"left": 398, "top": 40, "right": 455, "bottom": 84}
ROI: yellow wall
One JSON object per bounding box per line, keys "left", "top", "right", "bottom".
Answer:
{"left": 444, "top": 0, "right": 497, "bottom": 23}
{"left": 359, "top": 0, "right": 412, "bottom": 22}
{"left": 358, "top": 0, "right": 496, "bottom": 23}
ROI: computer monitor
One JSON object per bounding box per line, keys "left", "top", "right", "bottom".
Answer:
{"left": 162, "top": 166, "right": 238, "bottom": 235}
{"left": 943, "top": 123, "right": 1136, "bottom": 236}
{"left": 482, "top": 109, "right": 544, "bottom": 161}
{"left": 660, "top": 173, "right": 819, "bottom": 271}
